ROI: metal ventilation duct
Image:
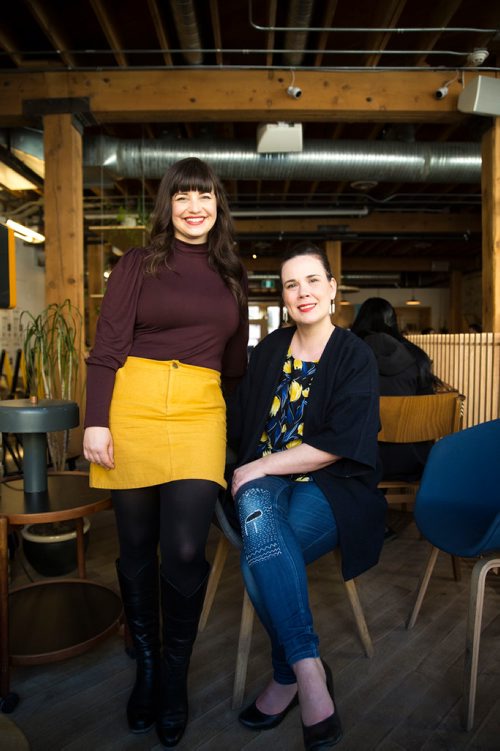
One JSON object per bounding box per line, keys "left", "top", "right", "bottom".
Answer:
{"left": 169, "top": 0, "right": 202, "bottom": 65}
{"left": 3, "top": 129, "right": 482, "bottom": 184}
{"left": 283, "top": 0, "right": 315, "bottom": 66}
{"left": 83, "top": 135, "right": 481, "bottom": 184}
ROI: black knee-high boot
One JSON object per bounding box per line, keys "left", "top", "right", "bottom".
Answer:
{"left": 156, "top": 569, "right": 209, "bottom": 747}
{"left": 116, "top": 559, "right": 160, "bottom": 733}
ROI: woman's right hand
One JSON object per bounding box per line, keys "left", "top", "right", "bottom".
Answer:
{"left": 83, "top": 427, "right": 115, "bottom": 469}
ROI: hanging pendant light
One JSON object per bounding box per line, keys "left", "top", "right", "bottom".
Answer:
{"left": 405, "top": 292, "right": 421, "bottom": 306}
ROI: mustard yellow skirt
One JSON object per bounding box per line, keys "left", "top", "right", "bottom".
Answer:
{"left": 90, "top": 356, "right": 226, "bottom": 490}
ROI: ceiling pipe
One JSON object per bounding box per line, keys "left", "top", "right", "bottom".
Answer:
{"left": 169, "top": 0, "right": 203, "bottom": 65}
{"left": 4, "top": 129, "right": 482, "bottom": 185}
{"left": 84, "top": 135, "right": 481, "bottom": 184}
{"left": 283, "top": 0, "right": 315, "bottom": 67}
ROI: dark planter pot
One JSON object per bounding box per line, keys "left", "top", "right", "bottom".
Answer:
{"left": 21, "top": 518, "right": 90, "bottom": 576}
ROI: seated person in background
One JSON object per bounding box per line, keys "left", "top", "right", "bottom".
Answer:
{"left": 228, "top": 243, "right": 386, "bottom": 750}
{"left": 351, "top": 297, "right": 441, "bottom": 483}
{"left": 468, "top": 322, "right": 482, "bottom": 333}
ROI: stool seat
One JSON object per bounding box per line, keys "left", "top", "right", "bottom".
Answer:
{"left": 0, "top": 399, "right": 79, "bottom": 494}
{"left": 0, "top": 399, "right": 79, "bottom": 433}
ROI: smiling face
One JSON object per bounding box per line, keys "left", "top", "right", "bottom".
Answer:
{"left": 281, "top": 254, "right": 337, "bottom": 327}
{"left": 171, "top": 189, "right": 218, "bottom": 244}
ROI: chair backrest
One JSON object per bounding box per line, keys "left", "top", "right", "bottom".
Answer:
{"left": 378, "top": 392, "right": 464, "bottom": 444}
{"left": 414, "top": 419, "right": 500, "bottom": 553}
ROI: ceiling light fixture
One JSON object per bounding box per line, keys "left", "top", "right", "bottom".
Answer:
{"left": 405, "top": 294, "right": 421, "bottom": 306}
{"left": 1, "top": 218, "right": 45, "bottom": 244}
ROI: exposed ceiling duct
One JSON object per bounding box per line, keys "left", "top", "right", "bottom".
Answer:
{"left": 3, "top": 129, "right": 482, "bottom": 185}
{"left": 169, "top": 0, "right": 203, "bottom": 65}
{"left": 84, "top": 135, "right": 481, "bottom": 184}
{"left": 283, "top": 0, "right": 315, "bottom": 67}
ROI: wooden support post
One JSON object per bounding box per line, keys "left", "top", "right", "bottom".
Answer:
{"left": 43, "top": 114, "right": 84, "bottom": 312}
{"left": 481, "top": 120, "right": 500, "bottom": 334}
{"left": 43, "top": 113, "right": 85, "bottom": 452}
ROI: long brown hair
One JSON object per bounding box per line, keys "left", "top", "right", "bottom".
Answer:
{"left": 145, "top": 157, "right": 247, "bottom": 313}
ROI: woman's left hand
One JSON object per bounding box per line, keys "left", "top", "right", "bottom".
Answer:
{"left": 232, "top": 458, "right": 268, "bottom": 497}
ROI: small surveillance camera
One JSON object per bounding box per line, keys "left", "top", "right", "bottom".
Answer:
{"left": 287, "top": 85, "right": 302, "bottom": 99}
{"left": 434, "top": 86, "right": 449, "bottom": 100}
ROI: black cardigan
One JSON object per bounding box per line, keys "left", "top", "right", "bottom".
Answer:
{"left": 228, "top": 325, "right": 387, "bottom": 581}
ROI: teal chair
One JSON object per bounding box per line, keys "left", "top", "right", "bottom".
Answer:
{"left": 406, "top": 419, "right": 500, "bottom": 730}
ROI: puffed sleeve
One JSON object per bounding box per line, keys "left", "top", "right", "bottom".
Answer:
{"left": 84, "top": 248, "right": 145, "bottom": 428}
{"left": 305, "top": 339, "right": 380, "bottom": 477}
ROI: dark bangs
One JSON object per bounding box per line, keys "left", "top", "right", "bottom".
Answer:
{"left": 168, "top": 158, "right": 216, "bottom": 197}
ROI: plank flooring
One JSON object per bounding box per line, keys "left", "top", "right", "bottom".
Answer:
{"left": 6, "top": 507, "right": 500, "bottom": 751}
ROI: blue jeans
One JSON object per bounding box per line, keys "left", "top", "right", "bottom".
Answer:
{"left": 236, "top": 476, "right": 338, "bottom": 685}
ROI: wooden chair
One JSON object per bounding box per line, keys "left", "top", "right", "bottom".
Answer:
{"left": 200, "top": 495, "right": 374, "bottom": 709}
{"left": 378, "top": 391, "right": 465, "bottom": 507}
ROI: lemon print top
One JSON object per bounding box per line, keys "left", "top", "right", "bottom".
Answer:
{"left": 256, "top": 347, "right": 317, "bottom": 481}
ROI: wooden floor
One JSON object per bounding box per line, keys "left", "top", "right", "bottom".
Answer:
{"left": 6, "top": 507, "right": 500, "bottom": 751}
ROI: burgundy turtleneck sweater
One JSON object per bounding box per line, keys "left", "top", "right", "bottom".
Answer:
{"left": 84, "top": 239, "right": 248, "bottom": 427}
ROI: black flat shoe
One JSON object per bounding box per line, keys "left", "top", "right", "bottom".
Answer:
{"left": 239, "top": 692, "right": 299, "bottom": 730}
{"left": 302, "top": 712, "right": 343, "bottom": 750}
{"left": 302, "top": 661, "right": 343, "bottom": 750}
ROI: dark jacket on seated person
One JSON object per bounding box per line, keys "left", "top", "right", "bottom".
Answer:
{"left": 363, "top": 332, "right": 434, "bottom": 481}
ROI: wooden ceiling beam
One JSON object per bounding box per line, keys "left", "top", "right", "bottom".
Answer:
{"left": 413, "top": 0, "right": 463, "bottom": 67}
{"left": 24, "top": 0, "right": 77, "bottom": 69}
{"left": 3, "top": 70, "right": 497, "bottom": 123}
{"left": 89, "top": 0, "right": 127, "bottom": 68}
{"left": 314, "top": 0, "right": 339, "bottom": 68}
{"left": 209, "top": 0, "right": 223, "bottom": 67}
{"left": 233, "top": 212, "right": 480, "bottom": 234}
{"left": 364, "top": 0, "right": 407, "bottom": 68}
{"left": 245, "top": 255, "right": 460, "bottom": 273}
{"left": 147, "top": 0, "right": 174, "bottom": 67}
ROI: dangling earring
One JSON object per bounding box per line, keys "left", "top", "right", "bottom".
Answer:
{"left": 329, "top": 300, "right": 336, "bottom": 315}
{"left": 283, "top": 307, "right": 289, "bottom": 324}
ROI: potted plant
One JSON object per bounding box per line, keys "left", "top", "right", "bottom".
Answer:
{"left": 21, "top": 517, "right": 91, "bottom": 576}
{"left": 21, "top": 299, "right": 82, "bottom": 471}
{"left": 19, "top": 300, "right": 89, "bottom": 575}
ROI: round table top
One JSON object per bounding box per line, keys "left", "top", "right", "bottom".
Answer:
{"left": 0, "top": 398, "right": 79, "bottom": 433}
{"left": 0, "top": 472, "right": 111, "bottom": 524}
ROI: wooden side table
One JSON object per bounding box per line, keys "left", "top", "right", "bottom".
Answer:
{"left": 0, "top": 473, "right": 123, "bottom": 713}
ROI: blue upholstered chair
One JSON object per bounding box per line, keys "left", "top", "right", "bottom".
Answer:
{"left": 406, "top": 419, "right": 500, "bottom": 730}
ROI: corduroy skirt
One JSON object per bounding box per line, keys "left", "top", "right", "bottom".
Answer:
{"left": 89, "top": 356, "right": 227, "bottom": 490}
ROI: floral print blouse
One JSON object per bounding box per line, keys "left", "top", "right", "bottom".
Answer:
{"left": 256, "top": 347, "right": 317, "bottom": 481}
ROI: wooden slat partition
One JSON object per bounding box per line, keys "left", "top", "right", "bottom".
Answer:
{"left": 408, "top": 333, "right": 500, "bottom": 429}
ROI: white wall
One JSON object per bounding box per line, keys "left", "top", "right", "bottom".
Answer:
{"left": 0, "top": 238, "right": 45, "bottom": 368}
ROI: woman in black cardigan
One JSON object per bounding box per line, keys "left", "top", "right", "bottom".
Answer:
{"left": 228, "top": 243, "right": 386, "bottom": 750}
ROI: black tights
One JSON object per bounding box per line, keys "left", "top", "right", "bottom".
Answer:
{"left": 112, "top": 480, "right": 219, "bottom": 596}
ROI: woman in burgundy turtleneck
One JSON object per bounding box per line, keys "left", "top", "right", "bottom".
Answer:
{"left": 83, "top": 158, "right": 248, "bottom": 746}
